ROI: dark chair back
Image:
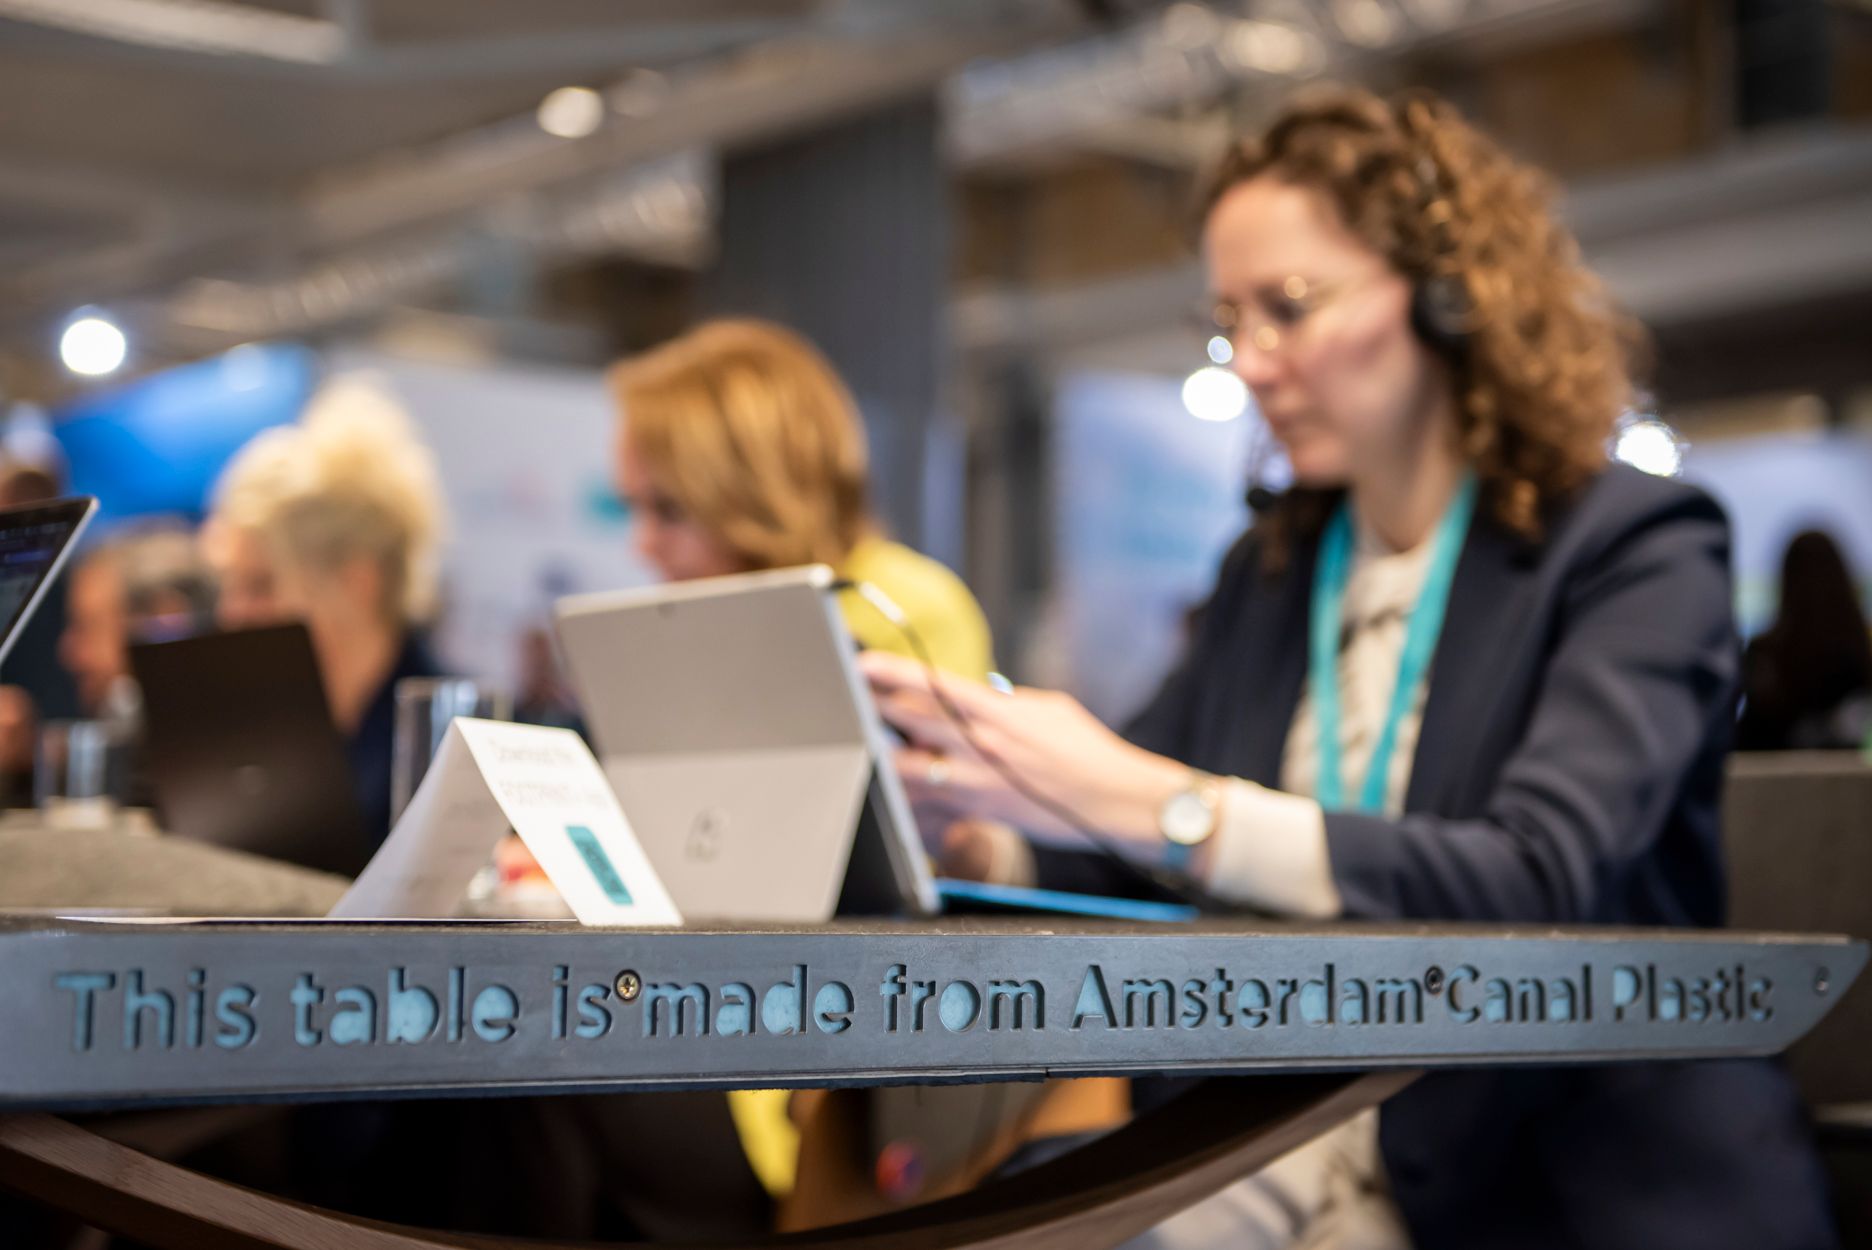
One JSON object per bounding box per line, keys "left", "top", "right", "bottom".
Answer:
{"left": 1724, "top": 752, "right": 1872, "bottom": 1105}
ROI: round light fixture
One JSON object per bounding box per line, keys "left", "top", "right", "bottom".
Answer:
{"left": 1182, "top": 366, "right": 1248, "bottom": 422}
{"left": 537, "top": 86, "right": 604, "bottom": 139}
{"left": 60, "top": 314, "right": 127, "bottom": 377}
{"left": 1612, "top": 417, "right": 1686, "bottom": 477}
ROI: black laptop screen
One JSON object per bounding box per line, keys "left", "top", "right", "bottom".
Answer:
{"left": 0, "top": 497, "right": 95, "bottom": 658}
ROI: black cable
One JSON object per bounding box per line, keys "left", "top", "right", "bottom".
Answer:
{"left": 835, "top": 579, "right": 1233, "bottom": 915}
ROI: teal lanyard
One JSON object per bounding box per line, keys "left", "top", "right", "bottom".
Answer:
{"left": 1308, "top": 474, "right": 1476, "bottom": 814}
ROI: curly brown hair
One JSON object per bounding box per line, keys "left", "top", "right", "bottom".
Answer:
{"left": 1203, "top": 87, "right": 1644, "bottom": 564}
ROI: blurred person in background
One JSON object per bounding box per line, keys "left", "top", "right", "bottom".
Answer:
{"left": 202, "top": 376, "right": 448, "bottom": 849}
{"left": 59, "top": 520, "right": 217, "bottom": 725}
{"left": 864, "top": 88, "right": 1833, "bottom": 1249}
{"left": 1736, "top": 528, "right": 1872, "bottom": 752}
{"left": 612, "top": 319, "right": 1108, "bottom": 1225}
{"left": 612, "top": 316, "right": 992, "bottom": 680}
{"left": 0, "top": 462, "right": 59, "bottom": 507}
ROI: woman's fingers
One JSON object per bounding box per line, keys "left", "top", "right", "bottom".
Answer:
{"left": 859, "top": 649, "right": 1014, "bottom": 722}
{"left": 857, "top": 649, "right": 926, "bottom": 692}
{"left": 894, "top": 744, "right": 999, "bottom": 807}
{"left": 875, "top": 688, "right": 979, "bottom": 756}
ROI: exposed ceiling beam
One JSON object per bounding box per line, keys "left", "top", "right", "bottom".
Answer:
{"left": 954, "top": 128, "right": 1872, "bottom": 364}
{"left": 0, "top": 0, "right": 1682, "bottom": 353}
{"left": 0, "top": 2, "right": 1084, "bottom": 340}
{"left": 0, "top": 153, "right": 265, "bottom": 219}
{"left": 0, "top": 2, "right": 799, "bottom": 78}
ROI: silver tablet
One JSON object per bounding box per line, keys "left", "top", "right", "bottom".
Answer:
{"left": 553, "top": 565, "right": 939, "bottom": 924}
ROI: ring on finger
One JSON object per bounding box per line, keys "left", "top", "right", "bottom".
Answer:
{"left": 926, "top": 755, "right": 951, "bottom": 787}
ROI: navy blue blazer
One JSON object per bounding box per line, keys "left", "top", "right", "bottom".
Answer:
{"left": 1063, "top": 465, "right": 1835, "bottom": 1248}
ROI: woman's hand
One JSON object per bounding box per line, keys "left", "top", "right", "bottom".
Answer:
{"left": 859, "top": 651, "right": 1187, "bottom": 851}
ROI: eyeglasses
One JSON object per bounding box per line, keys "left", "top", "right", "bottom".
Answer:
{"left": 1201, "top": 273, "right": 1385, "bottom": 355}
{"left": 617, "top": 490, "right": 690, "bottom": 528}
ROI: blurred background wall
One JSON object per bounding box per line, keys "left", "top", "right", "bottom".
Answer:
{"left": 2, "top": 0, "right": 1868, "bottom": 721}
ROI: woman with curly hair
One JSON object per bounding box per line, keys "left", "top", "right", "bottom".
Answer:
{"left": 863, "top": 88, "right": 1832, "bottom": 1247}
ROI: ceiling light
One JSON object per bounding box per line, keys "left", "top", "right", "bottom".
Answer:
{"left": 1613, "top": 418, "right": 1686, "bottom": 477}
{"left": 537, "top": 86, "right": 604, "bottom": 139}
{"left": 1182, "top": 366, "right": 1247, "bottom": 422}
{"left": 59, "top": 313, "right": 127, "bottom": 377}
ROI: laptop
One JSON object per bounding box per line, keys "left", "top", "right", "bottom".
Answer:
{"left": 554, "top": 566, "right": 1195, "bottom": 925}
{"left": 129, "top": 623, "right": 369, "bottom": 877}
{"left": 0, "top": 496, "right": 96, "bottom": 667}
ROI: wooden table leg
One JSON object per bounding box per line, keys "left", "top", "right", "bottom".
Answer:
{"left": 0, "top": 1071, "right": 1416, "bottom": 1250}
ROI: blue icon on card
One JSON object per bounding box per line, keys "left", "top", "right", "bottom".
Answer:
{"left": 566, "top": 825, "right": 633, "bottom": 904}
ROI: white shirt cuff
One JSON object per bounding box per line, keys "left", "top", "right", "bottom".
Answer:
{"left": 1202, "top": 778, "right": 1343, "bottom": 918}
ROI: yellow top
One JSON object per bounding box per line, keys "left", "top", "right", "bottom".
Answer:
{"left": 730, "top": 537, "right": 993, "bottom": 1198}
{"left": 835, "top": 536, "right": 995, "bottom": 681}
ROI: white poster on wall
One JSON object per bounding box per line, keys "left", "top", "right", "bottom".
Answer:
{"left": 329, "top": 349, "right": 655, "bottom": 698}
{"left": 1051, "top": 370, "right": 1256, "bottom": 724}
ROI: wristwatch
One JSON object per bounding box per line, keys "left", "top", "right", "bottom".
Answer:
{"left": 1158, "top": 770, "right": 1224, "bottom": 872}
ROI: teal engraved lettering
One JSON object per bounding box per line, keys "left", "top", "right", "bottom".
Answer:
{"left": 1513, "top": 976, "right": 1546, "bottom": 1024}
{"left": 1298, "top": 966, "right": 1335, "bottom": 1027}
{"left": 939, "top": 981, "right": 982, "bottom": 1032}
{"left": 1446, "top": 965, "right": 1479, "bottom": 1024}
{"left": 388, "top": 968, "right": 439, "bottom": 1043}
{"left": 472, "top": 985, "right": 519, "bottom": 1042}
{"left": 1180, "top": 979, "right": 1208, "bottom": 1029}
{"left": 1122, "top": 978, "right": 1174, "bottom": 1029}
{"left": 1071, "top": 965, "right": 1115, "bottom": 1029}
{"left": 716, "top": 983, "right": 754, "bottom": 1036}
{"left": 815, "top": 982, "right": 854, "bottom": 1034}
{"left": 881, "top": 965, "right": 907, "bottom": 1032}
{"left": 1341, "top": 976, "right": 1370, "bottom": 1025}
{"left": 1274, "top": 978, "right": 1300, "bottom": 1025}
{"left": 124, "top": 970, "right": 175, "bottom": 1050}
{"left": 908, "top": 978, "right": 937, "bottom": 1031}
{"left": 1657, "top": 974, "right": 1686, "bottom": 1022}
{"left": 185, "top": 969, "right": 206, "bottom": 1048}
{"left": 215, "top": 986, "right": 257, "bottom": 1049}
{"left": 1548, "top": 974, "right": 1581, "bottom": 1023}
{"left": 576, "top": 984, "right": 613, "bottom": 1038}
{"left": 1610, "top": 965, "right": 1642, "bottom": 1021}
{"left": 1748, "top": 977, "right": 1773, "bottom": 1022}
{"left": 1237, "top": 979, "right": 1270, "bottom": 1029}
{"left": 1686, "top": 977, "right": 1711, "bottom": 1022}
{"left": 647, "top": 982, "right": 711, "bottom": 1037}
{"left": 989, "top": 980, "right": 1044, "bottom": 1030}
{"left": 1372, "top": 976, "right": 1424, "bottom": 1025}
{"left": 1207, "top": 969, "right": 1234, "bottom": 1026}
{"left": 293, "top": 974, "right": 324, "bottom": 1045}
{"left": 55, "top": 972, "right": 114, "bottom": 1052}
{"left": 331, "top": 987, "right": 377, "bottom": 1045}
{"left": 761, "top": 967, "right": 808, "bottom": 1035}
{"left": 447, "top": 968, "right": 465, "bottom": 1042}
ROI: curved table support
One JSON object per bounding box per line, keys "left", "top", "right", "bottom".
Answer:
{"left": 0, "top": 1071, "right": 1414, "bottom": 1250}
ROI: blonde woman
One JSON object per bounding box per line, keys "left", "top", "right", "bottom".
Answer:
{"left": 612, "top": 320, "right": 1079, "bottom": 1216}
{"left": 203, "top": 376, "right": 448, "bottom": 852}
{"left": 612, "top": 317, "right": 992, "bottom": 680}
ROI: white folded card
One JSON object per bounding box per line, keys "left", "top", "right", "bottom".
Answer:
{"left": 330, "top": 718, "right": 682, "bottom": 927}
